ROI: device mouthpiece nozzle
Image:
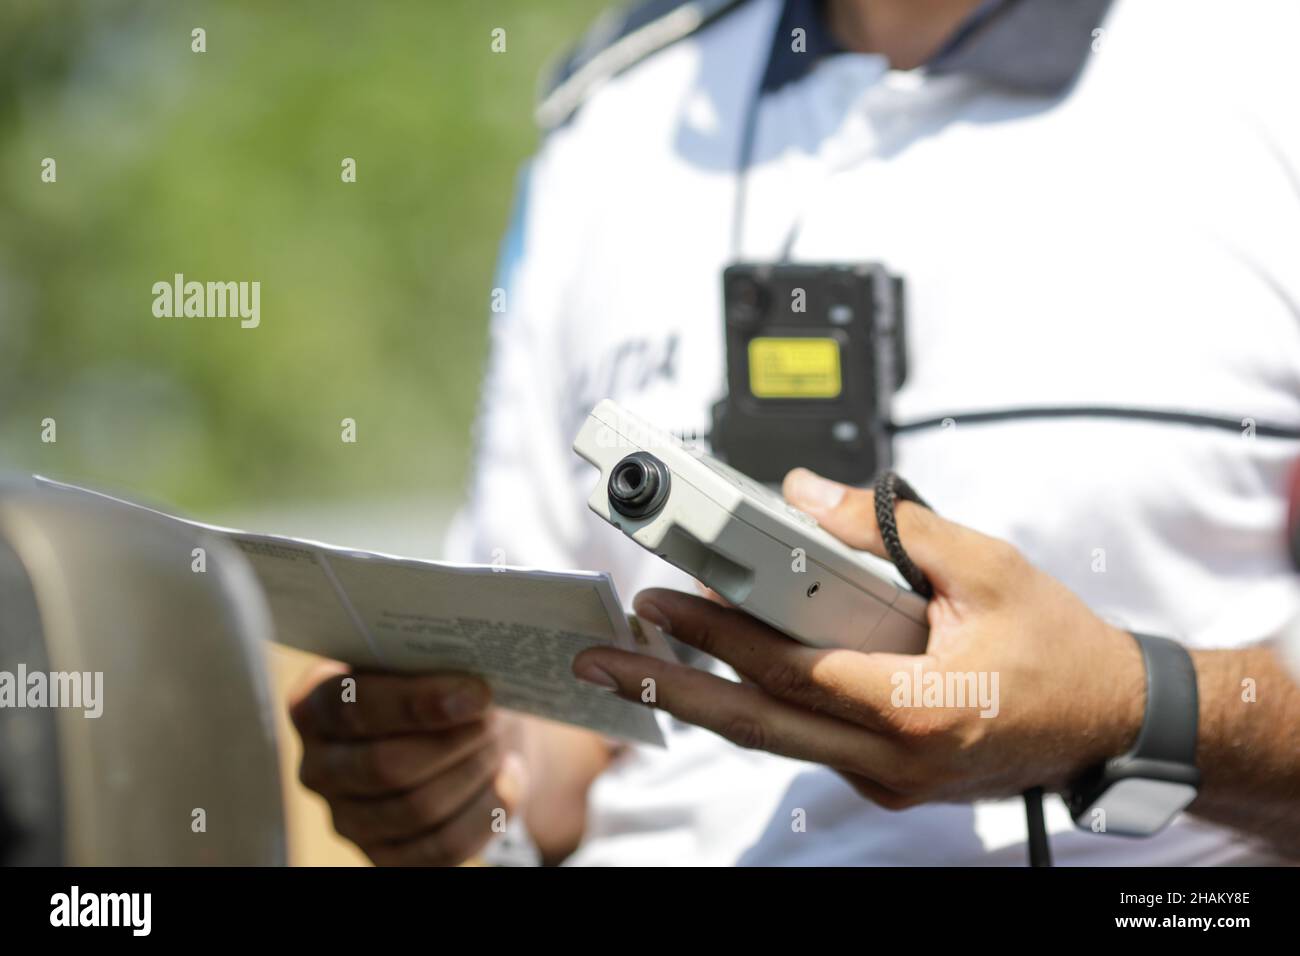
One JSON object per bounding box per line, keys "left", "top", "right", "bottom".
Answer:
{"left": 608, "top": 452, "right": 671, "bottom": 519}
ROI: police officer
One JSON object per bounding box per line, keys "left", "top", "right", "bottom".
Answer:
{"left": 290, "top": 0, "right": 1300, "bottom": 865}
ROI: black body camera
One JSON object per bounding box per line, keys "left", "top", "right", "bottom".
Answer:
{"left": 710, "top": 263, "right": 907, "bottom": 485}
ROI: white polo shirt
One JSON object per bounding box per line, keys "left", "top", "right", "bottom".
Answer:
{"left": 446, "top": 0, "right": 1300, "bottom": 865}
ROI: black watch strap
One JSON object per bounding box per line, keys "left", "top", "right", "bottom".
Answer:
{"left": 1065, "top": 632, "right": 1201, "bottom": 833}
{"left": 1129, "top": 633, "right": 1199, "bottom": 765}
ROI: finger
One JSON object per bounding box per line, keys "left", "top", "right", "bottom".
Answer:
{"left": 571, "top": 647, "right": 905, "bottom": 776}
{"left": 783, "top": 468, "right": 887, "bottom": 554}
{"left": 633, "top": 588, "right": 903, "bottom": 727}
{"left": 288, "top": 661, "right": 350, "bottom": 729}
{"left": 782, "top": 467, "right": 999, "bottom": 594}
{"left": 692, "top": 580, "right": 734, "bottom": 607}
{"left": 290, "top": 669, "right": 491, "bottom": 741}
{"left": 299, "top": 719, "right": 493, "bottom": 798}
{"left": 291, "top": 659, "right": 350, "bottom": 697}
{"left": 366, "top": 756, "right": 528, "bottom": 867}
{"left": 839, "top": 771, "right": 918, "bottom": 812}
{"left": 330, "top": 737, "right": 504, "bottom": 844}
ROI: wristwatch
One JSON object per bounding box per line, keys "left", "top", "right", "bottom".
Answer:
{"left": 1065, "top": 633, "right": 1201, "bottom": 837}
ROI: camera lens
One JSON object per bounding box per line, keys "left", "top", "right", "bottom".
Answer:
{"left": 608, "top": 452, "right": 671, "bottom": 519}
{"left": 725, "top": 275, "right": 767, "bottom": 326}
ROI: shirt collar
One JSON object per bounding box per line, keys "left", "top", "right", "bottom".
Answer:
{"left": 761, "top": 0, "right": 1114, "bottom": 96}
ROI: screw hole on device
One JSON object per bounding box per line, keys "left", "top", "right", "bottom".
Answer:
{"left": 806, "top": 582, "right": 820, "bottom": 597}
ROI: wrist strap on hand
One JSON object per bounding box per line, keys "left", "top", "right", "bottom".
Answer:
{"left": 872, "top": 471, "right": 934, "bottom": 599}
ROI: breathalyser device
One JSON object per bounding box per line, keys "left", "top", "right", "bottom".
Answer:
{"left": 573, "top": 399, "right": 928, "bottom": 655}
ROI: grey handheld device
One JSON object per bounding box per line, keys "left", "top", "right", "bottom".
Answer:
{"left": 573, "top": 400, "right": 928, "bottom": 655}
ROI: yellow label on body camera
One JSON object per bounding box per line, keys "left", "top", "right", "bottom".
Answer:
{"left": 748, "top": 337, "right": 842, "bottom": 398}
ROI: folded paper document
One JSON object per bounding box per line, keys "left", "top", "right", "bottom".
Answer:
{"left": 35, "top": 477, "right": 667, "bottom": 746}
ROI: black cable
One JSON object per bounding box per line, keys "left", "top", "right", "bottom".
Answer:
{"left": 889, "top": 405, "right": 1300, "bottom": 440}
{"left": 1024, "top": 786, "right": 1052, "bottom": 867}
{"left": 873, "top": 470, "right": 1053, "bottom": 868}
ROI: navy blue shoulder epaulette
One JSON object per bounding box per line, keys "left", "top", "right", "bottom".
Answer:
{"left": 536, "top": 0, "right": 748, "bottom": 130}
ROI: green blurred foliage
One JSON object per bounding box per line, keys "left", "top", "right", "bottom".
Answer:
{"left": 0, "top": 0, "right": 606, "bottom": 509}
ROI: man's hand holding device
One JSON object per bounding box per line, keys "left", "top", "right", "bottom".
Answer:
{"left": 572, "top": 399, "right": 1221, "bottom": 849}
{"left": 573, "top": 457, "right": 1147, "bottom": 811}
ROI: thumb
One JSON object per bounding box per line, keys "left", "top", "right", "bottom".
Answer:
{"left": 494, "top": 750, "right": 530, "bottom": 817}
{"left": 782, "top": 467, "right": 995, "bottom": 595}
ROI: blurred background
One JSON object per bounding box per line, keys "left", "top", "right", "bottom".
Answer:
{"left": 0, "top": 0, "right": 608, "bottom": 864}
